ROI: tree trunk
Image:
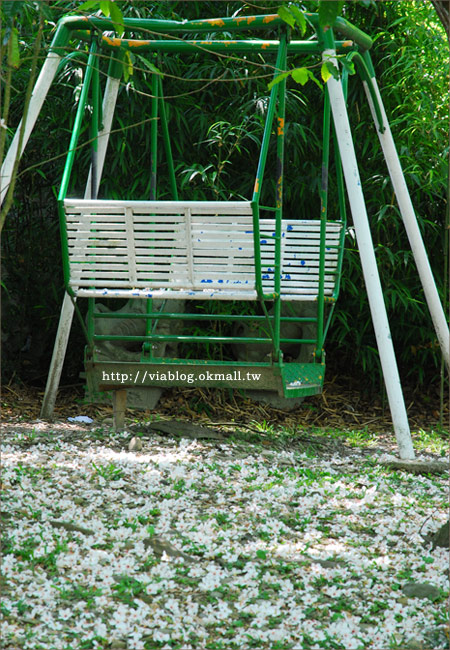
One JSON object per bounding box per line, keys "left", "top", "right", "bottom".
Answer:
{"left": 430, "top": 0, "right": 449, "bottom": 38}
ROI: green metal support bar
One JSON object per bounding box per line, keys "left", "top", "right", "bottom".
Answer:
{"left": 59, "top": 13, "right": 372, "bottom": 47}
{"left": 90, "top": 37, "right": 357, "bottom": 55}
{"left": 58, "top": 41, "right": 97, "bottom": 292}
{"left": 90, "top": 52, "right": 100, "bottom": 199}
{"left": 150, "top": 71, "right": 158, "bottom": 200}
{"left": 272, "top": 34, "right": 287, "bottom": 362}
{"left": 58, "top": 42, "right": 97, "bottom": 201}
{"left": 158, "top": 76, "right": 178, "bottom": 200}
{"left": 92, "top": 312, "right": 317, "bottom": 323}
{"left": 344, "top": 51, "right": 385, "bottom": 132}
{"left": 316, "top": 86, "right": 331, "bottom": 360}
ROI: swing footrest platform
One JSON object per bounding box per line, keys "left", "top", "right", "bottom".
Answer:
{"left": 85, "top": 359, "right": 326, "bottom": 399}
{"left": 64, "top": 199, "right": 343, "bottom": 301}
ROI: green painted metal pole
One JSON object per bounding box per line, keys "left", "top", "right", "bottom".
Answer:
{"left": 150, "top": 70, "right": 158, "bottom": 200}
{"left": 251, "top": 37, "right": 287, "bottom": 301}
{"left": 316, "top": 85, "right": 331, "bottom": 360}
{"left": 273, "top": 35, "right": 287, "bottom": 362}
{"left": 90, "top": 37, "right": 356, "bottom": 54}
{"left": 58, "top": 41, "right": 97, "bottom": 201}
{"left": 58, "top": 14, "right": 284, "bottom": 34}
{"left": 90, "top": 53, "right": 100, "bottom": 199}
{"left": 58, "top": 14, "right": 372, "bottom": 46}
{"left": 158, "top": 76, "right": 178, "bottom": 200}
{"left": 58, "top": 41, "right": 97, "bottom": 291}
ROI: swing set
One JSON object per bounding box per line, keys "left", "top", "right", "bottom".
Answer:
{"left": 1, "top": 9, "right": 448, "bottom": 459}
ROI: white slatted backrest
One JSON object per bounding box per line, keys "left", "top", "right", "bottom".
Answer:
{"left": 64, "top": 199, "right": 342, "bottom": 299}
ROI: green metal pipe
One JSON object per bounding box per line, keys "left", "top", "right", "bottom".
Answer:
{"left": 90, "top": 54, "right": 100, "bottom": 199}
{"left": 158, "top": 76, "right": 178, "bottom": 200}
{"left": 94, "top": 334, "right": 277, "bottom": 344}
{"left": 59, "top": 14, "right": 284, "bottom": 34}
{"left": 58, "top": 41, "right": 97, "bottom": 201}
{"left": 252, "top": 40, "right": 286, "bottom": 206}
{"left": 272, "top": 35, "right": 287, "bottom": 362}
{"left": 92, "top": 37, "right": 357, "bottom": 54}
{"left": 59, "top": 13, "right": 371, "bottom": 48}
{"left": 49, "top": 22, "right": 70, "bottom": 54}
{"left": 150, "top": 70, "right": 158, "bottom": 200}
{"left": 58, "top": 42, "right": 97, "bottom": 291}
{"left": 94, "top": 334, "right": 315, "bottom": 345}
{"left": 316, "top": 86, "right": 331, "bottom": 359}
{"left": 92, "top": 312, "right": 317, "bottom": 323}
{"left": 305, "top": 13, "right": 372, "bottom": 51}
{"left": 107, "top": 51, "right": 124, "bottom": 79}
{"left": 345, "top": 51, "right": 384, "bottom": 132}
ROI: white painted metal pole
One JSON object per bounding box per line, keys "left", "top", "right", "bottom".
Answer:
{"left": 40, "top": 293, "right": 76, "bottom": 419}
{"left": 324, "top": 49, "right": 415, "bottom": 460}
{"left": 41, "top": 76, "right": 121, "bottom": 417}
{"left": 1, "top": 52, "right": 61, "bottom": 205}
{"left": 363, "top": 78, "right": 449, "bottom": 370}
{"left": 84, "top": 75, "right": 121, "bottom": 199}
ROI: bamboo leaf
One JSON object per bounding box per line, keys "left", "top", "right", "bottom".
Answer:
{"left": 267, "top": 70, "right": 291, "bottom": 90}
{"left": 78, "top": 0, "right": 99, "bottom": 11}
{"left": 108, "top": 1, "right": 124, "bottom": 36}
{"left": 277, "top": 6, "right": 295, "bottom": 29}
{"left": 290, "top": 5, "right": 307, "bottom": 35}
{"left": 100, "top": 1, "right": 110, "bottom": 17}
{"left": 318, "top": 0, "right": 344, "bottom": 27}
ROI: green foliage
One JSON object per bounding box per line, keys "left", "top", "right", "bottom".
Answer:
{"left": 318, "top": 0, "right": 344, "bottom": 28}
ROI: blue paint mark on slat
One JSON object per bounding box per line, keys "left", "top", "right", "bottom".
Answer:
{"left": 285, "top": 274, "right": 291, "bottom": 280}
{"left": 263, "top": 274, "right": 270, "bottom": 279}
{"left": 245, "top": 230, "right": 253, "bottom": 234}
{"left": 287, "top": 224, "right": 293, "bottom": 231}
{"left": 260, "top": 239, "right": 267, "bottom": 244}
{"left": 301, "top": 260, "right": 306, "bottom": 266}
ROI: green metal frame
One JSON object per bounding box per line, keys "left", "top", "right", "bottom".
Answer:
{"left": 54, "top": 9, "right": 373, "bottom": 399}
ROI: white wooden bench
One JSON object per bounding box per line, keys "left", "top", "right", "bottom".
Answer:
{"left": 64, "top": 199, "right": 343, "bottom": 301}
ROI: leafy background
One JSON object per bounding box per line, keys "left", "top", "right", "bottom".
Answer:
{"left": 1, "top": 0, "right": 448, "bottom": 396}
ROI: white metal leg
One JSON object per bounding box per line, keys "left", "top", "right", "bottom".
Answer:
{"left": 40, "top": 293, "right": 76, "bottom": 419}
{"left": 325, "top": 49, "right": 415, "bottom": 460}
{"left": 84, "top": 76, "right": 121, "bottom": 199}
{"left": 1, "top": 52, "right": 61, "bottom": 205}
{"left": 363, "top": 78, "right": 449, "bottom": 370}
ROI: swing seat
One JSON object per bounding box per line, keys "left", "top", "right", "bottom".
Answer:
{"left": 64, "top": 198, "right": 344, "bottom": 301}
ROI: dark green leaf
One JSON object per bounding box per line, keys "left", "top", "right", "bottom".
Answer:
{"left": 341, "top": 58, "right": 355, "bottom": 75}
{"left": 277, "top": 6, "right": 295, "bottom": 29}
{"left": 318, "top": 0, "right": 344, "bottom": 27}
{"left": 1, "top": 1, "right": 24, "bottom": 21}
{"left": 324, "top": 60, "right": 340, "bottom": 80}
